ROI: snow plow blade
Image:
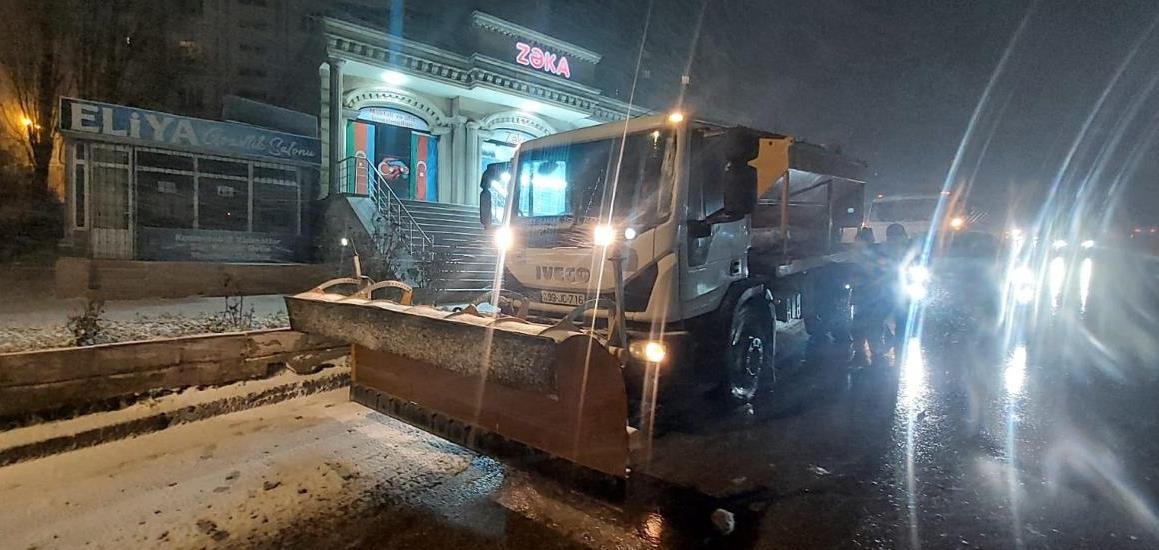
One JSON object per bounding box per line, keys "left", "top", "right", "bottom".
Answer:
{"left": 284, "top": 280, "right": 630, "bottom": 477}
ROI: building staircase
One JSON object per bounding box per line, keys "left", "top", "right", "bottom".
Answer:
{"left": 336, "top": 155, "right": 496, "bottom": 303}
{"left": 397, "top": 200, "right": 497, "bottom": 301}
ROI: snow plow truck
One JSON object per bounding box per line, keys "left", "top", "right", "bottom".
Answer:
{"left": 286, "top": 113, "right": 868, "bottom": 478}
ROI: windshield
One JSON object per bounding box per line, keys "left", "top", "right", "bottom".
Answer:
{"left": 509, "top": 129, "right": 674, "bottom": 227}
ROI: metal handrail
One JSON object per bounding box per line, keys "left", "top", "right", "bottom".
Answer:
{"left": 337, "top": 154, "right": 436, "bottom": 259}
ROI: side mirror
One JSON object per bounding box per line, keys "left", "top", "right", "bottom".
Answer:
{"left": 720, "top": 159, "right": 757, "bottom": 219}
{"left": 707, "top": 129, "right": 759, "bottom": 224}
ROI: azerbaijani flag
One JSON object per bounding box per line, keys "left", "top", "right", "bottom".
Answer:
{"left": 345, "top": 121, "right": 375, "bottom": 195}
{"left": 410, "top": 133, "right": 437, "bottom": 201}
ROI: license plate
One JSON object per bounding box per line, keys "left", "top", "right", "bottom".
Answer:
{"left": 541, "top": 290, "right": 586, "bottom": 306}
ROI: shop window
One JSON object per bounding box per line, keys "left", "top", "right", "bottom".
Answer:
{"left": 199, "top": 158, "right": 248, "bottom": 177}
{"left": 199, "top": 178, "right": 249, "bottom": 231}
{"left": 137, "top": 171, "right": 194, "bottom": 228}
{"left": 138, "top": 150, "right": 195, "bottom": 172}
{"left": 91, "top": 147, "right": 129, "bottom": 165}
{"left": 253, "top": 181, "right": 298, "bottom": 234}
{"left": 254, "top": 166, "right": 296, "bottom": 180}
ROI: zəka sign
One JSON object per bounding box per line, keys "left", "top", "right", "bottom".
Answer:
{"left": 514, "top": 42, "right": 571, "bottom": 79}
{"left": 59, "top": 97, "right": 320, "bottom": 164}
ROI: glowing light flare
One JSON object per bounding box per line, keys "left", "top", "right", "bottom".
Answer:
{"left": 1048, "top": 256, "right": 1066, "bottom": 308}
{"left": 1007, "top": 227, "right": 1025, "bottom": 244}
{"left": 902, "top": 264, "right": 931, "bottom": 301}
{"left": 1079, "top": 257, "right": 1093, "bottom": 312}
{"left": 494, "top": 225, "right": 515, "bottom": 250}
{"left": 380, "top": 70, "right": 407, "bottom": 85}
{"left": 899, "top": 337, "right": 926, "bottom": 408}
{"left": 1004, "top": 345, "right": 1027, "bottom": 396}
{"left": 623, "top": 227, "right": 637, "bottom": 240}
{"left": 339, "top": 237, "right": 349, "bottom": 247}
{"left": 593, "top": 224, "right": 616, "bottom": 247}
{"left": 20, "top": 116, "right": 33, "bottom": 127}
{"left": 949, "top": 216, "right": 965, "bottom": 231}
{"left": 628, "top": 340, "right": 667, "bottom": 364}
{"left": 667, "top": 111, "right": 684, "bottom": 123}
{"left": 1010, "top": 265, "right": 1036, "bottom": 305}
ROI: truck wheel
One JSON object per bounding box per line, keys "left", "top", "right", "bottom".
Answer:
{"left": 724, "top": 298, "right": 776, "bottom": 403}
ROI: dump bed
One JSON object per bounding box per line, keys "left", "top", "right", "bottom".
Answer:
{"left": 747, "top": 140, "right": 868, "bottom": 276}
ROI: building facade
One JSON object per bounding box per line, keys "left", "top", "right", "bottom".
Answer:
{"left": 57, "top": 97, "right": 320, "bottom": 262}
{"left": 320, "top": 11, "right": 647, "bottom": 207}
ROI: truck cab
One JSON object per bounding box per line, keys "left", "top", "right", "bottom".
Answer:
{"left": 479, "top": 113, "right": 867, "bottom": 401}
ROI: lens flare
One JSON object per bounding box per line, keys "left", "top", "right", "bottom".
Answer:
{"left": 494, "top": 225, "right": 514, "bottom": 250}
{"left": 1010, "top": 265, "right": 1036, "bottom": 304}
{"left": 1079, "top": 257, "right": 1093, "bottom": 312}
{"left": 593, "top": 224, "right": 616, "bottom": 247}
{"left": 1005, "top": 345, "right": 1028, "bottom": 396}
{"left": 1048, "top": 256, "right": 1066, "bottom": 307}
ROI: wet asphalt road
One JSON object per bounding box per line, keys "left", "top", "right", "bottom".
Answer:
{"left": 4, "top": 252, "right": 1158, "bottom": 549}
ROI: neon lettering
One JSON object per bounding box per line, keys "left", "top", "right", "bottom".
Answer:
{"left": 514, "top": 42, "right": 531, "bottom": 65}
{"left": 513, "top": 41, "right": 572, "bottom": 79}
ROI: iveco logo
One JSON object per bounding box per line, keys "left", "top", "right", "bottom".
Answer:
{"left": 535, "top": 266, "right": 591, "bottom": 283}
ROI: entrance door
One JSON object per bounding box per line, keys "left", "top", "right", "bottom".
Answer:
{"left": 88, "top": 145, "right": 133, "bottom": 259}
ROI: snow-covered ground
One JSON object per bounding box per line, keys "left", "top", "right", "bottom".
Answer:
{"left": 0, "top": 390, "right": 649, "bottom": 549}
{"left": 0, "top": 295, "right": 288, "bottom": 353}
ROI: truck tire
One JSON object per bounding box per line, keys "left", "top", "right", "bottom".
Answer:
{"left": 723, "top": 296, "right": 776, "bottom": 404}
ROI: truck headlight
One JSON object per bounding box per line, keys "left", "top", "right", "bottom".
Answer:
{"left": 903, "top": 264, "right": 930, "bottom": 301}
{"left": 629, "top": 340, "right": 667, "bottom": 363}
{"left": 494, "top": 226, "right": 514, "bottom": 251}
{"left": 593, "top": 224, "right": 616, "bottom": 247}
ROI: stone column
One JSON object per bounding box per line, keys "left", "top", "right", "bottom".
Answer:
{"left": 432, "top": 125, "right": 453, "bottom": 204}
{"left": 450, "top": 120, "right": 467, "bottom": 204}
{"left": 327, "top": 58, "right": 346, "bottom": 196}
{"left": 464, "top": 121, "right": 481, "bottom": 206}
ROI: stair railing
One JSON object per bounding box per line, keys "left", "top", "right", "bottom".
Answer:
{"left": 337, "top": 154, "right": 436, "bottom": 260}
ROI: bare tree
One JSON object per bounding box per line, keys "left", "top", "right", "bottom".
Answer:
{"left": 0, "top": 1, "right": 66, "bottom": 186}
{"left": 0, "top": 0, "right": 176, "bottom": 188}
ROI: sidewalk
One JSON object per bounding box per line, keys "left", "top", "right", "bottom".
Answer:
{"left": 0, "top": 363, "right": 350, "bottom": 467}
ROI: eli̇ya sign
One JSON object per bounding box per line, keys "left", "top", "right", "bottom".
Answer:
{"left": 59, "top": 98, "right": 321, "bottom": 164}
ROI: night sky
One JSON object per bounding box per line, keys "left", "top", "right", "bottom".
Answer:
{"left": 415, "top": 0, "right": 1159, "bottom": 229}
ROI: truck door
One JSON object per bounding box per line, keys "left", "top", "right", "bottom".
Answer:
{"left": 681, "top": 130, "right": 748, "bottom": 318}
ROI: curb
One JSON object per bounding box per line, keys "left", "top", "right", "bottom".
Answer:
{"left": 0, "top": 370, "right": 350, "bottom": 467}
